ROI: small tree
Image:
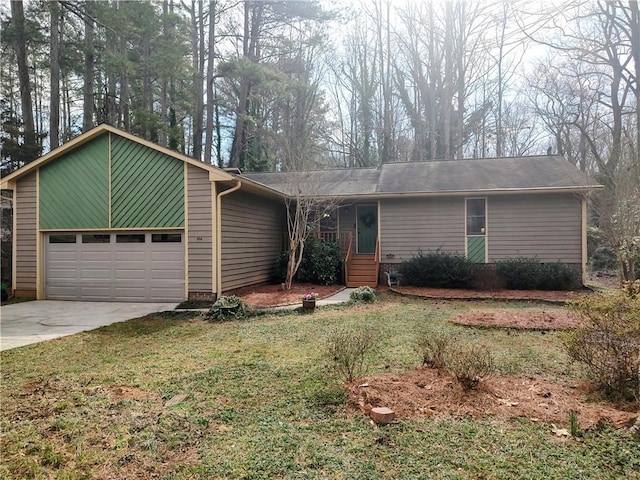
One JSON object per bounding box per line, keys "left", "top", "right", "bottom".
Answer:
{"left": 598, "top": 158, "right": 640, "bottom": 282}
{"left": 283, "top": 171, "right": 339, "bottom": 290}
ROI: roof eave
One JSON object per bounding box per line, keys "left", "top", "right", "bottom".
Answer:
{"left": 304, "top": 185, "right": 605, "bottom": 200}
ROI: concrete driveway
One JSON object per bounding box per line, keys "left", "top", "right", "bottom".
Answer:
{"left": 0, "top": 300, "right": 178, "bottom": 351}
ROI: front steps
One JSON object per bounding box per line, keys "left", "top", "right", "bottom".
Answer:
{"left": 346, "top": 254, "right": 378, "bottom": 287}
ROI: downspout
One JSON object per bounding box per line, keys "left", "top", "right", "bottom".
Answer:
{"left": 216, "top": 180, "right": 242, "bottom": 297}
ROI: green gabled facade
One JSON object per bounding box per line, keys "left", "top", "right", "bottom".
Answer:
{"left": 39, "top": 131, "right": 185, "bottom": 230}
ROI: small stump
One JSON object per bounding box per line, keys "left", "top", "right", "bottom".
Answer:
{"left": 370, "top": 407, "right": 395, "bottom": 424}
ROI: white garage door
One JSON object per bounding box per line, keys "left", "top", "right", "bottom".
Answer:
{"left": 45, "top": 232, "right": 185, "bottom": 302}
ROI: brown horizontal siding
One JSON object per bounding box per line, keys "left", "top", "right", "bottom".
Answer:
{"left": 15, "top": 172, "right": 37, "bottom": 291}
{"left": 380, "top": 197, "right": 465, "bottom": 262}
{"left": 221, "top": 191, "right": 285, "bottom": 291}
{"left": 488, "top": 194, "right": 582, "bottom": 263}
{"left": 187, "top": 165, "right": 213, "bottom": 292}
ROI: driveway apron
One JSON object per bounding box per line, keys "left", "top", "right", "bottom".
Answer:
{"left": 0, "top": 300, "right": 178, "bottom": 351}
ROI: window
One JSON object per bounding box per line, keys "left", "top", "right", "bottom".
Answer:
{"left": 116, "top": 234, "right": 146, "bottom": 243}
{"left": 151, "top": 233, "right": 182, "bottom": 243}
{"left": 49, "top": 234, "right": 76, "bottom": 243}
{"left": 466, "top": 198, "right": 486, "bottom": 235}
{"left": 82, "top": 234, "right": 111, "bottom": 243}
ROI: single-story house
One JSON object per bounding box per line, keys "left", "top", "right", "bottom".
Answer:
{"left": 0, "top": 124, "right": 601, "bottom": 301}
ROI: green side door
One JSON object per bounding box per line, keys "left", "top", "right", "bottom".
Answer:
{"left": 357, "top": 205, "right": 377, "bottom": 254}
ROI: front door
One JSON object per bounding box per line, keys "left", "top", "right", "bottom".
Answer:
{"left": 357, "top": 205, "right": 377, "bottom": 254}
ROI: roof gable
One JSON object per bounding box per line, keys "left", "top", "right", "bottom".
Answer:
{"left": 0, "top": 124, "right": 234, "bottom": 188}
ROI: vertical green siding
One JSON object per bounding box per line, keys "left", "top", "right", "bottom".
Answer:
{"left": 467, "top": 236, "right": 486, "bottom": 263}
{"left": 39, "top": 135, "right": 109, "bottom": 229}
{"left": 111, "top": 135, "right": 184, "bottom": 228}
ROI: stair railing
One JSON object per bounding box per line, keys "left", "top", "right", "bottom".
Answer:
{"left": 344, "top": 232, "right": 353, "bottom": 285}
{"left": 374, "top": 235, "right": 380, "bottom": 286}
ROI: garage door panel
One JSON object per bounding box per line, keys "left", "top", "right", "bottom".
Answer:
{"left": 149, "top": 287, "right": 184, "bottom": 302}
{"left": 53, "top": 251, "right": 79, "bottom": 261}
{"left": 112, "top": 288, "right": 147, "bottom": 302}
{"left": 81, "top": 269, "right": 111, "bottom": 280}
{"left": 48, "top": 268, "right": 78, "bottom": 279}
{"left": 81, "top": 250, "right": 111, "bottom": 261}
{"left": 79, "top": 286, "right": 112, "bottom": 300}
{"left": 115, "top": 269, "right": 146, "bottom": 280}
{"left": 46, "top": 232, "right": 185, "bottom": 302}
{"left": 115, "top": 252, "right": 146, "bottom": 261}
{"left": 47, "top": 285, "right": 79, "bottom": 299}
{"left": 150, "top": 269, "right": 182, "bottom": 280}
{"left": 151, "top": 251, "right": 183, "bottom": 261}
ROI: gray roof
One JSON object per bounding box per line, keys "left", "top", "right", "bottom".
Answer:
{"left": 242, "top": 155, "right": 600, "bottom": 197}
{"left": 243, "top": 168, "right": 380, "bottom": 196}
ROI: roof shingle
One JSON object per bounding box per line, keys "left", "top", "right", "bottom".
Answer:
{"left": 242, "top": 155, "right": 600, "bottom": 197}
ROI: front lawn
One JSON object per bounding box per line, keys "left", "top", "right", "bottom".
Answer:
{"left": 1, "top": 297, "right": 638, "bottom": 479}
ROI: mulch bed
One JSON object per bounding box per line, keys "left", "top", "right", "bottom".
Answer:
{"left": 391, "top": 285, "right": 590, "bottom": 304}
{"left": 349, "top": 368, "right": 638, "bottom": 431}
{"left": 231, "top": 283, "right": 344, "bottom": 308}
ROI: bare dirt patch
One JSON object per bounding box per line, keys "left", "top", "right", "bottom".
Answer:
{"left": 450, "top": 310, "right": 582, "bottom": 330}
{"left": 232, "top": 283, "right": 343, "bottom": 308}
{"left": 349, "top": 368, "right": 637, "bottom": 430}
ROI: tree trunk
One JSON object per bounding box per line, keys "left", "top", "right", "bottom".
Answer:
{"left": 229, "top": 1, "right": 262, "bottom": 168}
{"left": 630, "top": 0, "right": 640, "bottom": 158}
{"left": 204, "top": 0, "right": 216, "bottom": 164}
{"left": 83, "top": 0, "right": 94, "bottom": 132}
{"left": 50, "top": 0, "right": 61, "bottom": 149}
{"left": 10, "top": 0, "right": 36, "bottom": 153}
{"left": 190, "top": 0, "right": 205, "bottom": 160}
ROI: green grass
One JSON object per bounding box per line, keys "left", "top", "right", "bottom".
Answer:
{"left": 1, "top": 297, "right": 638, "bottom": 479}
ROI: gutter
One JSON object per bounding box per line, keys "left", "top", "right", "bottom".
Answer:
{"left": 215, "top": 180, "right": 242, "bottom": 297}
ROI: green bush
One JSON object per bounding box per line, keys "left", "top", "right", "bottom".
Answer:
{"left": 495, "top": 257, "right": 581, "bottom": 290}
{"left": 399, "top": 250, "right": 474, "bottom": 288}
{"left": 349, "top": 286, "right": 377, "bottom": 303}
{"left": 205, "top": 296, "right": 249, "bottom": 322}
{"left": 277, "top": 238, "right": 342, "bottom": 285}
{"left": 565, "top": 291, "right": 640, "bottom": 400}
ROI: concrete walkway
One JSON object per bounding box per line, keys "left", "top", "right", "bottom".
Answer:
{"left": 269, "top": 287, "right": 356, "bottom": 311}
{"left": 0, "top": 301, "right": 178, "bottom": 351}
{"left": 317, "top": 288, "right": 355, "bottom": 306}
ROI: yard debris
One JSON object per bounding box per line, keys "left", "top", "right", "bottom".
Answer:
{"left": 165, "top": 393, "right": 188, "bottom": 408}
{"left": 370, "top": 406, "right": 395, "bottom": 424}
{"left": 551, "top": 425, "right": 571, "bottom": 437}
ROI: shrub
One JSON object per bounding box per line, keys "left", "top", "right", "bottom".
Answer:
{"left": 622, "top": 280, "right": 640, "bottom": 298}
{"left": 565, "top": 291, "right": 640, "bottom": 400}
{"left": 278, "top": 238, "right": 342, "bottom": 285}
{"left": 326, "top": 327, "right": 377, "bottom": 382}
{"left": 349, "top": 286, "right": 377, "bottom": 303}
{"left": 447, "top": 343, "right": 495, "bottom": 391}
{"left": 414, "top": 330, "right": 452, "bottom": 369}
{"left": 205, "top": 296, "right": 249, "bottom": 322}
{"left": 495, "top": 257, "right": 581, "bottom": 290}
{"left": 471, "top": 264, "right": 505, "bottom": 291}
{"left": 590, "top": 245, "right": 618, "bottom": 271}
{"left": 399, "top": 250, "right": 474, "bottom": 288}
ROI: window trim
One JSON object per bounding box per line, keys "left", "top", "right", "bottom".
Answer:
{"left": 465, "top": 197, "right": 488, "bottom": 263}
{"left": 48, "top": 234, "right": 77, "bottom": 244}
